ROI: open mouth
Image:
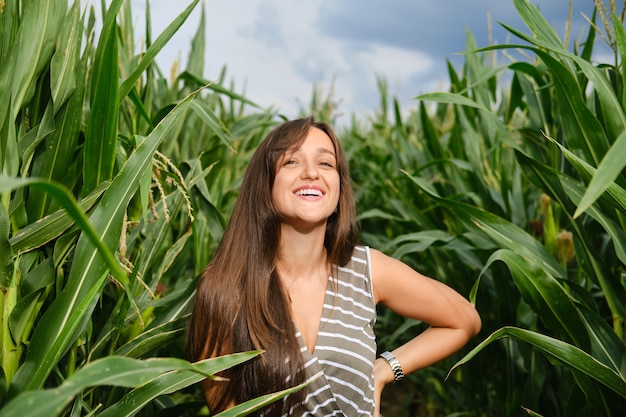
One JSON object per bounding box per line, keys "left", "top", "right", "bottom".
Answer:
{"left": 294, "top": 188, "right": 324, "bottom": 197}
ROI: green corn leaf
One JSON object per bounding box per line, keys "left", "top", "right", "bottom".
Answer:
{"left": 113, "top": 317, "right": 187, "bottom": 358}
{"left": 516, "top": 149, "right": 626, "bottom": 331}
{"left": 190, "top": 99, "right": 235, "bottom": 151}
{"left": 127, "top": 90, "right": 155, "bottom": 130}
{"left": 83, "top": 0, "right": 121, "bottom": 195}
{"left": 50, "top": 1, "right": 81, "bottom": 113}
{"left": 9, "top": 258, "right": 54, "bottom": 364}
{"left": 0, "top": 354, "right": 260, "bottom": 417}
{"left": 578, "top": 10, "right": 597, "bottom": 63}
{"left": 417, "top": 92, "right": 486, "bottom": 110}
{"left": 559, "top": 175, "right": 626, "bottom": 265}
{"left": 0, "top": 95, "right": 19, "bottom": 178}
{"left": 0, "top": 0, "right": 66, "bottom": 126}
{"left": 154, "top": 229, "right": 193, "bottom": 283}
{"left": 120, "top": 0, "right": 135, "bottom": 63}
{"left": 543, "top": 134, "right": 626, "bottom": 219}
{"left": 521, "top": 406, "right": 546, "bottom": 417}
{"left": 88, "top": 0, "right": 122, "bottom": 94}
{"left": 497, "top": 23, "right": 626, "bottom": 140}
{"left": 144, "top": 0, "right": 153, "bottom": 48}
{"left": 8, "top": 92, "right": 196, "bottom": 395}
{"left": 579, "top": 308, "right": 626, "bottom": 377}
{"left": 143, "top": 277, "right": 196, "bottom": 330}
{"left": 482, "top": 249, "right": 589, "bottom": 348}
{"left": 479, "top": 38, "right": 622, "bottom": 162}
{"left": 185, "top": 4, "right": 206, "bottom": 77}
{"left": 0, "top": 177, "right": 125, "bottom": 285}
{"left": 0, "top": 202, "right": 12, "bottom": 287}
{"left": 0, "top": 0, "right": 16, "bottom": 68}
{"left": 21, "top": 258, "right": 55, "bottom": 296}
{"left": 534, "top": 50, "right": 610, "bottom": 165}
{"left": 573, "top": 129, "right": 626, "bottom": 218}
{"left": 418, "top": 101, "right": 445, "bottom": 159}
{"left": 358, "top": 208, "right": 403, "bottom": 222}
{"left": 463, "top": 30, "right": 494, "bottom": 109}
{"left": 131, "top": 208, "right": 180, "bottom": 291}
{"left": 8, "top": 287, "right": 48, "bottom": 348}
{"left": 213, "top": 373, "right": 319, "bottom": 417}
{"left": 127, "top": 162, "right": 198, "bottom": 297}
{"left": 513, "top": 0, "right": 564, "bottom": 51}
{"left": 11, "top": 182, "right": 108, "bottom": 255}
{"left": 8, "top": 268, "right": 106, "bottom": 396}
{"left": 18, "top": 105, "right": 56, "bottom": 178}
{"left": 178, "top": 71, "right": 260, "bottom": 108}
{"left": 449, "top": 326, "right": 626, "bottom": 398}
{"left": 380, "top": 230, "right": 454, "bottom": 257}
{"left": 615, "top": 13, "right": 626, "bottom": 110}
{"left": 100, "top": 223, "right": 194, "bottom": 353}
{"left": 98, "top": 353, "right": 268, "bottom": 417}
{"left": 403, "top": 170, "right": 565, "bottom": 279}
{"left": 191, "top": 207, "right": 224, "bottom": 275}
{"left": 27, "top": 21, "right": 89, "bottom": 220}
{"left": 137, "top": 135, "right": 154, "bottom": 223}
{"left": 415, "top": 91, "right": 522, "bottom": 153}
{"left": 456, "top": 110, "right": 487, "bottom": 186}
{"left": 509, "top": 63, "right": 549, "bottom": 130}
{"left": 481, "top": 28, "right": 625, "bottom": 144}
{"left": 88, "top": 292, "right": 134, "bottom": 360}
{"left": 118, "top": 0, "right": 200, "bottom": 101}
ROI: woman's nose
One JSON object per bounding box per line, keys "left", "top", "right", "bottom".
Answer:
{"left": 301, "top": 161, "right": 319, "bottom": 179}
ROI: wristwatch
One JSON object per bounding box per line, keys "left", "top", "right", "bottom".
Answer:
{"left": 380, "top": 351, "right": 404, "bottom": 382}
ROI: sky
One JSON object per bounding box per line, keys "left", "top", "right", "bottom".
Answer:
{"left": 84, "top": 0, "right": 606, "bottom": 123}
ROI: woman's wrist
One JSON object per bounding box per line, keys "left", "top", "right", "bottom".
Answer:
{"left": 379, "top": 351, "right": 405, "bottom": 383}
{"left": 374, "top": 356, "right": 396, "bottom": 386}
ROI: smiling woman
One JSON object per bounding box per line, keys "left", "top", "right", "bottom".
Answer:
{"left": 272, "top": 127, "right": 340, "bottom": 229}
{"left": 185, "top": 116, "right": 481, "bottom": 416}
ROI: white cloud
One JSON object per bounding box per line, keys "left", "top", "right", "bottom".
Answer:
{"left": 358, "top": 45, "right": 433, "bottom": 81}
{"left": 200, "top": 1, "right": 325, "bottom": 113}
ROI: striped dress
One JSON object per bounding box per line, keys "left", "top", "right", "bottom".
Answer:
{"left": 289, "top": 245, "right": 377, "bottom": 416}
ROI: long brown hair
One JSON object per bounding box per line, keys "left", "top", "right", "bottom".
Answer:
{"left": 186, "top": 117, "right": 358, "bottom": 415}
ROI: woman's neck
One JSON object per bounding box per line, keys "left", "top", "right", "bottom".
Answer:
{"left": 276, "top": 224, "right": 328, "bottom": 281}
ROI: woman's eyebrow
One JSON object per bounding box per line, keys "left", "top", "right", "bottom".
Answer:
{"left": 317, "top": 148, "right": 336, "bottom": 157}
{"left": 287, "top": 147, "right": 336, "bottom": 157}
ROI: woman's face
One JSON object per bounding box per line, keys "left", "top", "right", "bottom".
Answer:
{"left": 272, "top": 127, "right": 340, "bottom": 229}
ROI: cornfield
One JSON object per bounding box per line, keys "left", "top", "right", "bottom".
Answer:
{"left": 0, "top": 0, "right": 624, "bottom": 416}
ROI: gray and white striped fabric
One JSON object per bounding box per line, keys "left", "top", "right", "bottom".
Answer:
{"left": 288, "top": 246, "right": 377, "bottom": 416}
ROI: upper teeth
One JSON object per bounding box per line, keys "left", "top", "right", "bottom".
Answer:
{"left": 295, "top": 188, "right": 322, "bottom": 196}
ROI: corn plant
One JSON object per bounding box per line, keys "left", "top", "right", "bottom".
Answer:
{"left": 0, "top": 0, "right": 299, "bottom": 415}
{"left": 388, "top": 0, "right": 626, "bottom": 415}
